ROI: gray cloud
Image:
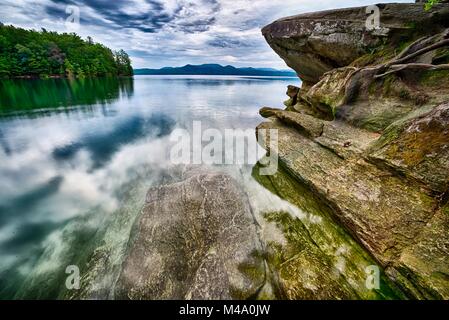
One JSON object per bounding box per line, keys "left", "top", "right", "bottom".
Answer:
{"left": 0, "top": 0, "right": 413, "bottom": 68}
{"left": 44, "top": 0, "right": 178, "bottom": 33}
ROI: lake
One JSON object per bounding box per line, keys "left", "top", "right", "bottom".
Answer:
{"left": 0, "top": 75, "right": 301, "bottom": 298}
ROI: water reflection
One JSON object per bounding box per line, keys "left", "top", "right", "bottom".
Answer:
{"left": 0, "top": 77, "right": 134, "bottom": 114}
{"left": 0, "top": 176, "right": 64, "bottom": 228}
{"left": 0, "top": 75, "right": 300, "bottom": 299}
{"left": 52, "top": 114, "right": 175, "bottom": 170}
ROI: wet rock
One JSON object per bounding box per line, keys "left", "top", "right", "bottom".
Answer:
{"left": 115, "top": 171, "right": 265, "bottom": 300}
{"left": 252, "top": 164, "right": 404, "bottom": 300}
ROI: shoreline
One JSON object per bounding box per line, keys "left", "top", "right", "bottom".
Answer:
{"left": 0, "top": 75, "right": 134, "bottom": 80}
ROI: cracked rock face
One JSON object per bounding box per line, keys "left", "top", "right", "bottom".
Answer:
{"left": 257, "top": 116, "right": 437, "bottom": 266}
{"left": 262, "top": 3, "right": 449, "bottom": 84}
{"left": 115, "top": 171, "right": 265, "bottom": 300}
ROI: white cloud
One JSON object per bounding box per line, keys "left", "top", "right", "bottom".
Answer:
{"left": 0, "top": 0, "right": 413, "bottom": 68}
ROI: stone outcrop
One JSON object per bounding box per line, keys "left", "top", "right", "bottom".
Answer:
{"left": 258, "top": 2, "right": 449, "bottom": 299}
{"left": 262, "top": 3, "right": 449, "bottom": 85}
{"left": 115, "top": 171, "right": 265, "bottom": 300}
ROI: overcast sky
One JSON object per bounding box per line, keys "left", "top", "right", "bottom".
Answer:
{"left": 0, "top": 0, "right": 412, "bottom": 69}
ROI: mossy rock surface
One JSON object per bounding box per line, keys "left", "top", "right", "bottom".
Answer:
{"left": 390, "top": 202, "right": 449, "bottom": 299}
{"left": 252, "top": 164, "right": 405, "bottom": 300}
{"left": 368, "top": 102, "right": 449, "bottom": 193}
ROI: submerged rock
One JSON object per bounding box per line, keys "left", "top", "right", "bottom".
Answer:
{"left": 252, "top": 164, "right": 404, "bottom": 300}
{"left": 115, "top": 171, "right": 265, "bottom": 300}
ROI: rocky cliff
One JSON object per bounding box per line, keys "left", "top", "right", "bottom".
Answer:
{"left": 258, "top": 2, "right": 449, "bottom": 299}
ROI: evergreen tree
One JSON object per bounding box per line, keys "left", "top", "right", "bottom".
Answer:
{"left": 0, "top": 24, "right": 133, "bottom": 78}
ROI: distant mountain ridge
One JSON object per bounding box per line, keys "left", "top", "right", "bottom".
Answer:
{"left": 133, "top": 64, "right": 297, "bottom": 76}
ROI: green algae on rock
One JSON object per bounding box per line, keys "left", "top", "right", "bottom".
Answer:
{"left": 252, "top": 163, "right": 405, "bottom": 300}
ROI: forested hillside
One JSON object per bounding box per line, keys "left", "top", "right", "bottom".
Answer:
{"left": 0, "top": 24, "right": 133, "bottom": 78}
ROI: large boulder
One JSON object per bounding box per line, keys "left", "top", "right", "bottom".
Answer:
{"left": 115, "top": 171, "right": 265, "bottom": 300}
{"left": 262, "top": 3, "right": 449, "bottom": 84}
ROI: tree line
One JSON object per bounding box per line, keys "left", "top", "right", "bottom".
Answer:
{"left": 0, "top": 23, "right": 133, "bottom": 78}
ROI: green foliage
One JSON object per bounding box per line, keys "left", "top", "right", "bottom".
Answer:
{"left": 424, "top": 0, "right": 441, "bottom": 11}
{"left": 420, "top": 69, "right": 449, "bottom": 87}
{"left": 0, "top": 24, "right": 133, "bottom": 78}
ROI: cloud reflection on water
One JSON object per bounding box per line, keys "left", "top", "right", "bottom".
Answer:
{"left": 0, "top": 75, "right": 301, "bottom": 298}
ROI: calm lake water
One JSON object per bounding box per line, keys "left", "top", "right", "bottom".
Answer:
{"left": 0, "top": 75, "right": 301, "bottom": 298}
